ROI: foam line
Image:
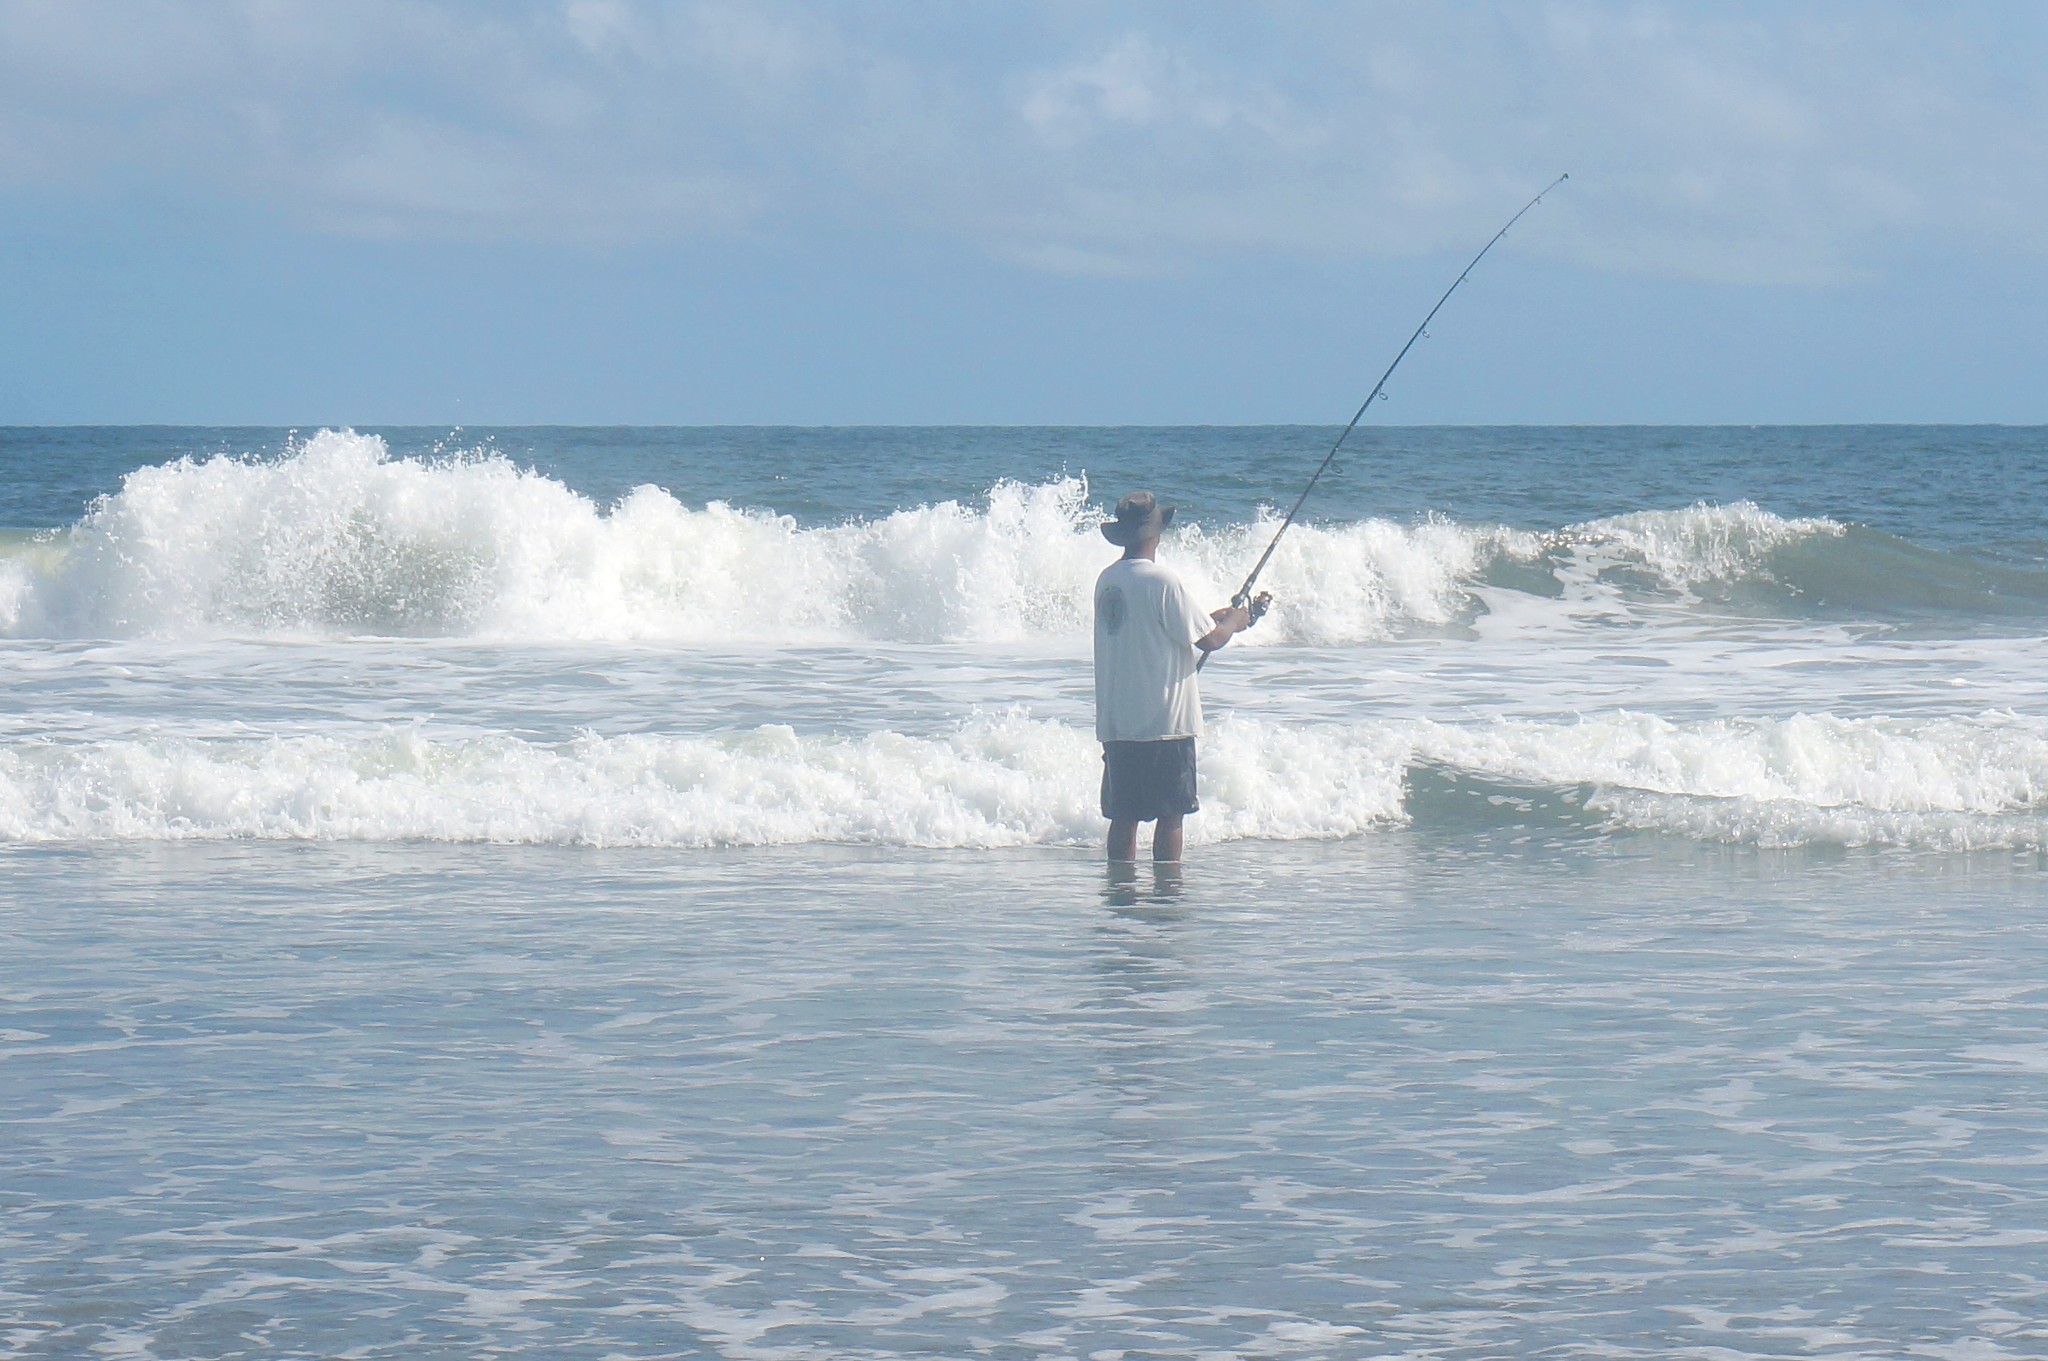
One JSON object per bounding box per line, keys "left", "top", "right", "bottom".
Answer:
{"left": 4, "top": 711, "right": 2043, "bottom": 850}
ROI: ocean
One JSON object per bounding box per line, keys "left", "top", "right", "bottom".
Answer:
{"left": 4, "top": 424, "right": 2046, "bottom": 1358}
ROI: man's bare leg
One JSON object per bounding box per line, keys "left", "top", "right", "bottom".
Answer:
{"left": 1153, "top": 814, "right": 1185, "bottom": 863}
{"left": 1108, "top": 819, "right": 1140, "bottom": 861}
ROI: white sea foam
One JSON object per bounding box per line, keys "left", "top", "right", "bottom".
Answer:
{"left": 0, "top": 430, "right": 1860, "bottom": 644}
{"left": 1554, "top": 502, "right": 1846, "bottom": 591}
{"left": 0, "top": 714, "right": 1412, "bottom": 848}
{"left": 3, "top": 710, "right": 2043, "bottom": 850}
{"left": 1175, "top": 514, "right": 1537, "bottom": 643}
{"left": 1427, "top": 710, "right": 2048, "bottom": 850}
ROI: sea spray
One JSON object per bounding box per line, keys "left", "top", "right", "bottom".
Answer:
{"left": 1553, "top": 502, "right": 1846, "bottom": 590}
{"left": 3, "top": 430, "right": 1902, "bottom": 644}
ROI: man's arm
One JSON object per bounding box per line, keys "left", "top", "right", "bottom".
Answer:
{"left": 1196, "top": 604, "right": 1253, "bottom": 653}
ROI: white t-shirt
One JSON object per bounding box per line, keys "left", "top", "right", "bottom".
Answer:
{"left": 1093, "top": 556, "right": 1214, "bottom": 742}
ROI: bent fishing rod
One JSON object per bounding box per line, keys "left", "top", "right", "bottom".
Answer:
{"left": 1202, "top": 172, "right": 1568, "bottom": 667}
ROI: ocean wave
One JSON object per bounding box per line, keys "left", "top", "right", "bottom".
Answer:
{"left": 1428, "top": 710, "right": 2048, "bottom": 849}
{"left": 1546, "top": 502, "right": 1843, "bottom": 592}
{"left": 0, "top": 431, "right": 1508, "bottom": 644}
{"left": 4, "top": 711, "right": 2044, "bottom": 851}
{"left": 0, "top": 715, "right": 1399, "bottom": 848}
{"left": 1, "top": 429, "right": 2028, "bottom": 644}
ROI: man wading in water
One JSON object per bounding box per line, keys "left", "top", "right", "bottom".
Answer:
{"left": 1094, "top": 492, "right": 1257, "bottom": 863}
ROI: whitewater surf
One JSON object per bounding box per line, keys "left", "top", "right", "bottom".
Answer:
{"left": 3, "top": 426, "right": 2047, "bottom": 852}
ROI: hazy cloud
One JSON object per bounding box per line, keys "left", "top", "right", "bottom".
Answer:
{"left": 1, "top": 0, "right": 2042, "bottom": 284}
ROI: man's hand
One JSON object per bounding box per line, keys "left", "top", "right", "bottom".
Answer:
{"left": 1198, "top": 602, "right": 1254, "bottom": 652}
{"left": 1210, "top": 604, "right": 1253, "bottom": 631}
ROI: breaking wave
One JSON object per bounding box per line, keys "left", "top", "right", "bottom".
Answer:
{"left": 0, "top": 429, "right": 2034, "bottom": 643}
{"left": 5, "top": 710, "right": 2046, "bottom": 852}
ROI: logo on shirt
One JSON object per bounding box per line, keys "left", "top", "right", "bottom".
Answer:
{"left": 1098, "top": 585, "right": 1127, "bottom": 634}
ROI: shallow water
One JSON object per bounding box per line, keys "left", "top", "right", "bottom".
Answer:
{"left": 6, "top": 839, "right": 2046, "bottom": 1359}
{"left": 5, "top": 424, "right": 2048, "bottom": 1356}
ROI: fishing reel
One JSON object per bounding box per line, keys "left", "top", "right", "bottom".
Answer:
{"left": 1239, "top": 591, "right": 1273, "bottom": 627}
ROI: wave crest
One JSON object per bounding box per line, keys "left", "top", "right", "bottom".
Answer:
{"left": 1554, "top": 502, "right": 1846, "bottom": 591}
{"left": 0, "top": 431, "right": 1518, "bottom": 643}
{"left": 14, "top": 430, "right": 2022, "bottom": 643}
{"left": 5, "top": 710, "right": 2045, "bottom": 851}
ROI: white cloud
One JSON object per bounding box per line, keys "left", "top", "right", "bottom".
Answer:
{"left": 0, "top": 0, "right": 2042, "bottom": 284}
{"left": 1018, "top": 33, "right": 1282, "bottom": 141}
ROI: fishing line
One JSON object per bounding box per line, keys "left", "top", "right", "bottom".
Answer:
{"left": 1201, "top": 172, "right": 1568, "bottom": 667}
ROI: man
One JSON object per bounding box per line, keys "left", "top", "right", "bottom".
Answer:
{"left": 1093, "top": 491, "right": 1257, "bottom": 863}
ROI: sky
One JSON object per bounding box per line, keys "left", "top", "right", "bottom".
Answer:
{"left": 1, "top": 0, "right": 2044, "bottom": 426}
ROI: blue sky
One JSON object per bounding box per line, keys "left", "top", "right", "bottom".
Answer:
{"left": 2, "top": 0, "right": 2044, "bottom": 425}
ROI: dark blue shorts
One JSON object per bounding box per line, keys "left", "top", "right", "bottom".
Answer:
{"left": 1101, "top": 738, "right": 1199, "bottom": 822}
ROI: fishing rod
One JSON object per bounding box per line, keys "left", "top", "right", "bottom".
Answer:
{"left": 1203, "top": 172, "right": 1568, "bottom": 666}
